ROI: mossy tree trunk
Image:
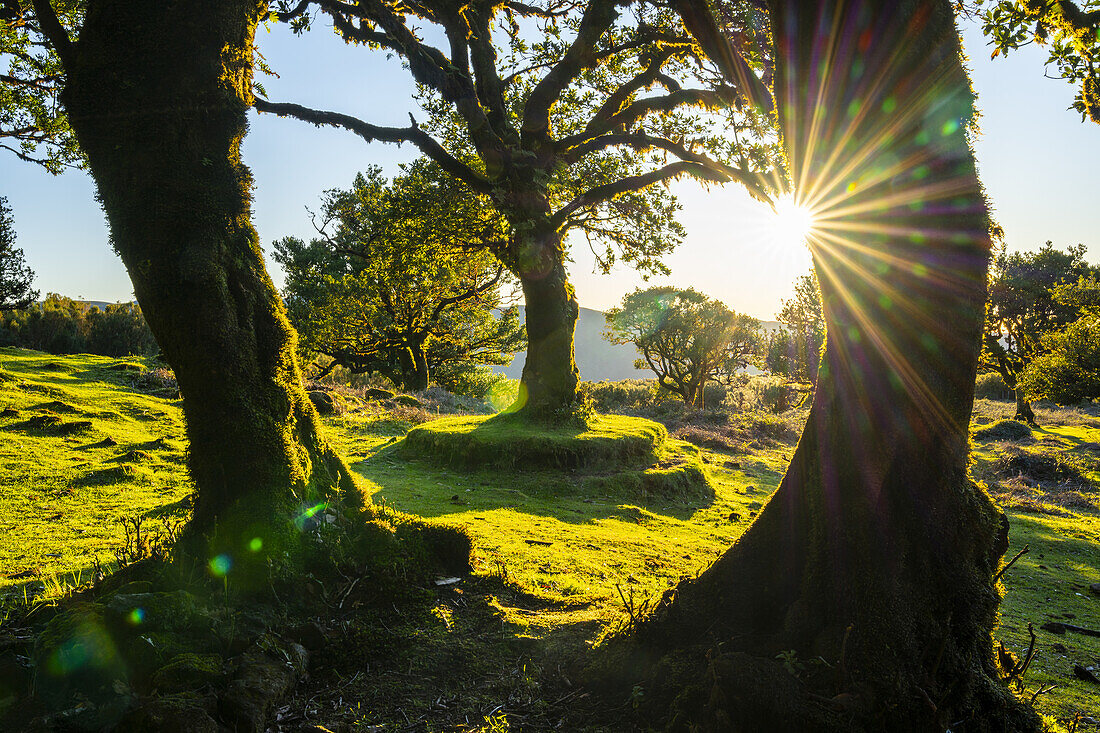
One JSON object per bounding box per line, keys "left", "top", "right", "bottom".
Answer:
{"left": 47, "top": 0, "right": 360, "bottom": 563}
{"left": 399, "top": 336, "right": 430, "bottom": 392}
{"left": 505, "top": 224, "right": 580, "bottom": 420}
{"left": 622, "top": 1, "right": 1040, "bottom": 729}
{"left": 1014, "top": 385, "right": 1036, "bottom": 424}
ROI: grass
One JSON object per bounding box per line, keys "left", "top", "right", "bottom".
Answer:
{"left": 0, "top": 347, "right": 191, "bottom": 607}
{"left": 2, "top": 354, "right": 1097, "bottom": 728}
{"left": 400, "top": 413, "right": 669, "bottom": 470}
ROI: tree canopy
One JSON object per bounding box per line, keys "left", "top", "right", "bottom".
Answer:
{"left": 605, "top": 285, "right": 762, "bottom": 408}
{"left": 0, "top": 195, "right": 38, "bottom": 309}
{"left": 258, "top": 0, "right": 778, "bottom": 417}
{"left": 272, "top": 161, "right": 525, "bottom": 392}
{"left": 0, "top": 0, "right": 82, "bottom": 171}
{"left": 1021, "top": 274, "right": 1100, "bottom": 403}
{"left": 972, "top": 0, "right": 1100, "bottom": 123}
{"left": 981, "top": 241, "right": 1096, "bottom": 422}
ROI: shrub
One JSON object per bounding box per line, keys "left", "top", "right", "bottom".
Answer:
{"left": 974, "top": 372, "right": 1012, "bottom": 401}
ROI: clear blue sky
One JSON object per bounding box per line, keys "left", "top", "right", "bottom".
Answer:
{"left": 0, "top": 18, "right": 1096, "bottom": 320}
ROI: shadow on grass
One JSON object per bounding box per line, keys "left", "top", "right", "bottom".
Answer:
{"left": 286, "top": 572, "right": 616, "bottom": 732}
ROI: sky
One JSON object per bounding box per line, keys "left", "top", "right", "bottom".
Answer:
{"left": 0, "top": 17, "right": 1097, "bottom": 321}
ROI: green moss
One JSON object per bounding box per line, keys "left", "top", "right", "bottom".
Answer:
{"left": 401, "top": 413, "right": 667, "bottom": 470}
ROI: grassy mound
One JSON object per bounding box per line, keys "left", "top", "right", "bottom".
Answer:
{"left": 975, "top": 418, "right": 1034, "bottom": 441}
{"left": 401, "top": 413, "right": 668, "bottom": 471}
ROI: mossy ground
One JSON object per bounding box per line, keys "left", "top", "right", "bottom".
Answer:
{"left": 0, "top": 347, "right": 191, "bottom": 607}
{"left": 2, "top": 352, "right": 1098, "bottom": 729}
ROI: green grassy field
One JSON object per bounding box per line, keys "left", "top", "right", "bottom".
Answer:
{"left": 2, "top": 348, "right": 1098, "bottom": 727}
{"left": 0, "top": 348, "right": 191, "bottom": 606}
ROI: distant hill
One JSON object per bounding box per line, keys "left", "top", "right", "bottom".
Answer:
{"left": 493, "top": 306, "right": 781, "bottom": 382}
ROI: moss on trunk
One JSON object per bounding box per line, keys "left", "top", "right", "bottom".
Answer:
{"left": 599, "top": 1, "right": 1043, "bottom": 729}
{"left": 1014, "top": 387, "right": 1037, "bottom": 425}
{"left": 58, "top": 0, "right": 362, "bottom": 567}
{"left": 508, "top": 228, "right": 581, "bottom": 420}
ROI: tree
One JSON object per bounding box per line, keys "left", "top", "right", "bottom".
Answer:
{"left": 257, "top": 0, "right": 777, "bottom": 419}
{"left": 25, "top": 0, "right": 361, "bottom": 568}
{"left": 973, "top": 0, "right": 1100, "bottom": 124}
{"left": 0, "top": 0, "right": 82, "bottom": 171}
{"left": 1021, "top": 275, "right": 1100, "bottom": 403}
{"left": 605, "top": 286, "right": 762, "bottom": 409}
{"left": 981, "top": 241, "right": 1095, "bottom": 423}
{"left": 773, "top": 266, "right": 824, "bottom": 385}
{"left": 617, "top": 1, "right": 1040, "bottom": 728}
{"left": 0, "top": 195, "right": 38, "bottom": 309}
{"left": 273, "top": 161, "right": 525, "bottom": 392}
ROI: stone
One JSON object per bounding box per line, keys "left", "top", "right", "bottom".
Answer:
{"left": 33, "top": 602, "right": 128, "bottom": 707}
{"left": 307, "top": 390, "right": 344, "bottom": 415}
{"left": 218, "top": 646, "right": 304, "bottom": 733}
{"left": 394, "top": 394, "right": 422, "bottom": 407}
{"left": 151, "top": 653, "right": 224, "bottom": 693}
{"left": 364, "top": 387, "right": 395, "bottom": 400}
{"left": 116, "top": 692, "right": 219, "bottom": 733}
{"left": 104, "top": 590, "right": 205, "bottom": 633}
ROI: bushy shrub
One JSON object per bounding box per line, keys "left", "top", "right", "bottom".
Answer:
{"left": 974, "top": 372, "right": 1012, "bottom": 401}
{"left": 0, "top": 295, "right": 157, "bottom": 357}
{"left": 434, "top": 363, "right": 513, "bottom": 400}
{"left": 750, "top": 376, "right": 795, "bottom": 414}
{"left": 581, "top": 379, "right": 665, "bottom": 412}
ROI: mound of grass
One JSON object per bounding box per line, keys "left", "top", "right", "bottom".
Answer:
{"left": 401, "top": 413, "right": 667, "bottom": 471}
{"left": 583, "top": 457, "right": 714, "bottom": 504}
{"left": 974, "top": 419, "right": 1034, "bottom": 441}
{"left": 75, "top": 464, "right": 150, "bottom": 486}
{"left": 994, "top": 446, "right": 1092, "bottom": 488}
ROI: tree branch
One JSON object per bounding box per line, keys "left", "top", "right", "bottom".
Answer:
{"left": 521, "top": 0, "right": 620, "bottom": 146}
{"left": 28, "top": 0, "right": 72, "bottom": 67}
{"left": 253, "top": 98, "right": 495, "bottom": 192}
{"left": 673, "top": 0, "right": 774, "bottom": 116}
{"left": 551, "top": 161, "right": 730, "bottom": 228}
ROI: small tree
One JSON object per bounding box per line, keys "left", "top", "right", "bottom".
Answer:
{"left": 981, "top": 241, "right": 1096, "bottom": 423}
{"left": 773, "top": 267, "right": 824, "bottom": 385}
{"left": 0, "top": 196, "right": 39, "bottom": 310}
{"left": 605, "top": 286, "right": 762, "bottom": 409}
{"left": 273, "top": 161, "right": 525, "bottom": 392}
{"left": 1021, "top": 276, "right": 1100, "bottom": 404}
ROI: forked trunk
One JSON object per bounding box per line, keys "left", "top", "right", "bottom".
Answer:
{"left": 59, "top": 0, "right": 361, "bottom": 566}
{"left": 1014, "top": 386, "right": 1037, "bottom": 425}
{"left": 511, "top": 229, "right": 581, "bottom": 419}
{"left": 622, "top": 1, "right": 1041, "bottom": 729}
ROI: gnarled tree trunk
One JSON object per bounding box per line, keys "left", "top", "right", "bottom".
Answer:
{"left": 55, "top": 0, "right": 360, "bottom": 565}
{"left": 508, "top": 227, "right": 581, "bottom": 419}
{"left": 616, "top": 1, "right": 1041, "bottom": 729}
{"left": 1014, "top": 385, "right": 1037, "bottom": 424}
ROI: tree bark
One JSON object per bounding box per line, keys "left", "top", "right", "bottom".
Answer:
{"left": 408, "top": 338, "right": 430, "bottom": 392}
{"left": 1014, "top": 386, "right": 1037, "bottom": 425}
{"left": 509, "top": 228, "right": 581, "bottom": 419}
{"left": 620, "top": 1, "right": 1041, "bottom": 729}
{"left": 56, "top": 0, "right": 361, "bottom": 564}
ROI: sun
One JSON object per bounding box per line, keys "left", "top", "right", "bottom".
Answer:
{"left": 771, "top": 194, "right": 817, "bottom": 250}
